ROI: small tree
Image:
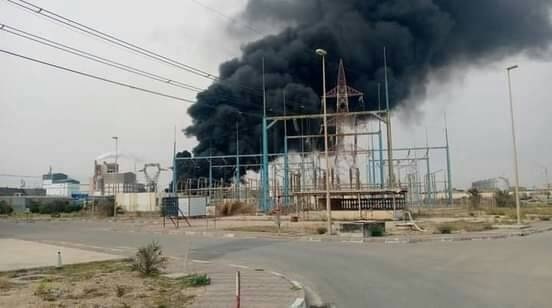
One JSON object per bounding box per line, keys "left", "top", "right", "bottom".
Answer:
{"left": 0, "top": 201, "right": 13, "bottom": 215}
{"left": 495, "top": 190, "right": 514, "bottom": 208}
{"left": 468, "top": 188, "right": 481, "bottom": 210}
{"left": 132, "top": 241, "right": 168, "bottom": 276}
{"left": 28, "top": 200, "right": 41, "bottom": 213}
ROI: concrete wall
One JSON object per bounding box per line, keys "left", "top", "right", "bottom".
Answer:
{"left": 305, "top": 210, "right": 397, "bottom": 221}
{"left": 115, "top": 192, "right": 158, "bottom": 212}
{"left": 0, "top": 196, "right": 27, "bottom": 213}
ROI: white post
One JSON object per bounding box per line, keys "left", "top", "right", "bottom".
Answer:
{"left": 235, "top": 271, "right": 241, "bottom": 308}
{"left": 56, "top": 250, "right": 63, "bottom": 268}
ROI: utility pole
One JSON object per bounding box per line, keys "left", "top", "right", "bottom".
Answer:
{"left": 112, "top": 136, "right": 119, "bottom": 165}
{"left": 378, "top": 83, "right": 384, "bottom": 188}
{"left": 384, "top": 47, "right": 394, "bottom": 188}
{"left": 235, "top": 123, "right": 240, "bottom": 201}
{"left": 172, "top": 129, "right": 177, "bottom": 194}
{"left": 445, "top": 114, "right": 453, "bottom": 206}
{"left": 112, "top": 136, "right": 119, "bottom": 217}
{"left": 316, "top": 48, "right": 332, "bottom": 234}
{"left": 208, "top": 142, "right": 212, "bottom": 202}
{"left": 545, "top": 167, "right": 550, "bottom": 193}
{"left": 283, "top": 89, "right": 289, "bottom": 209}
{"left": 506, "top": 65, "right": 521, "bottom": 225}
{"left": 261, "top": 58, "right": 269, "bottom": 213}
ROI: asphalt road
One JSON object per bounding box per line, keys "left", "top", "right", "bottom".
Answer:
{"left": 1, "top": 220, "right": 551, "bottom": 308}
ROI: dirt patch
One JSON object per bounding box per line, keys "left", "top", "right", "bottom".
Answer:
{"left": 218, "top": 202, "right": 257, "bottom": 216}
{"left": 224, "top": 222, "right": 327, "bottom": 235}
{"left": 0, "top": 260, "right": 200, "bottom": 307}
{"left": 419, "top": 220, "right": 495, "bottom": 234}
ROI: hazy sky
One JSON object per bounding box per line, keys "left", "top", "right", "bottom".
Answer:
{"left": 1, "top": 0, "right": 551, "bottom": 190}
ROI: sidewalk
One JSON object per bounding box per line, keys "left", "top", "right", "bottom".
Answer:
{"left": 166, "top": 259, "right": 303, "bottom": 308}
{"left": 0, "top": 239, "right": 304, "bottom": 308}
{"left": 0, "top": 238, "right": 122, "bottom": 271}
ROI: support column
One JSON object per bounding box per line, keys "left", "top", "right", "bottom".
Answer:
{"left": 445, "top": 126, "right": 453, "bottom": 206}
{"left": 262, "top": 117, "right": 269, "bottom": 212}
{"left": 426, "top": 154, "right": 432, "bottom": 207}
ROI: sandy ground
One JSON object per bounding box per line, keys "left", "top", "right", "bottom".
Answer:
{"left": 0, "top": 238, "right": 122, "bottom": 272}
{"left": 0, "top": 260, "right": 202, "bottom": 307}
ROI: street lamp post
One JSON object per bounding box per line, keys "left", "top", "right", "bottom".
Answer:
{"left": 316, "top": 48, "right": 332, "bottom": 234}
{"left": 506, "top": 65, "right": 521, "bottom": 225}
{"left": 112, "top": 136, "right": 119, "bottom": 165}
{"left": 111, "top": 136, "right": 119, "bottom": 217}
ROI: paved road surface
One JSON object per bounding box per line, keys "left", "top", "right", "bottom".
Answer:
{"left": 1, "top": 220, "right": 551, "bottom": 308}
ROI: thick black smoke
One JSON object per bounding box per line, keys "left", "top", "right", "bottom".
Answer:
{"left": 181, "top": 0, "right": 552, "bottom": 181}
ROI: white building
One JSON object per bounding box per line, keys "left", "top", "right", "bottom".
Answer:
{"left": 42, "top": 172, "right": 80, "bottom": 197}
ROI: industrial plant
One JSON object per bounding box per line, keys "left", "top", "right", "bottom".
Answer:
{"left": 171, "top": 57, "right": 453, "bottom": 226}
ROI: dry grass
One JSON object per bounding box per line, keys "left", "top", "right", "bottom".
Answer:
{"left": 431, "top": 220, "right": 494, "bottom": 234}
{"left": 218, "top": 201, "right": 257, "bottom": 216}
{"left": 0, "top": 277, "right": 15, "bottom": 291}
{"left": 225, "top": 225, "right": 289, "bottom": 233}
{"left": 224, "top": 223, "right": 327, "bottom": 235}
{"left": 132, "top": 241, "right": 168, "bottom": 276}
{"left": 413, "top": 205, "right": 552, "bottom": 224}
{"left": 0, "top": 259, "right": 199, "bottom": 307}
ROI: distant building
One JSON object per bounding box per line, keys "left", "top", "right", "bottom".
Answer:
{"left": 42, "top": 172, "right": 80, "bottom": 197}
{"left": 0, "top": 187, "right": 46, "bottom": 196}
{"left": 471, "top": 177, "right": 510, "bottom": 192}
{"left": 90, "top": 161, "right": 144, "bottom": 196}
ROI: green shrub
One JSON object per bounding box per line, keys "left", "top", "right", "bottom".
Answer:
{"left": 540, "top": 216, "right": 551, "bottom": 221}
{"left": 316, "top": 226, "right": 327, "bottom": 234}
{"left": 437, "top": 224, "right": 454, "bottom": 234}
{"left": 116, "top": 285, "right": 126, "bottom": 297}
{"left": 132, "top": 241, "right": 168, "bottom": 276}
{"left": 0, "top": 201, "right": 13, "bottom": 215}
{"left": 64, "top": 203, "right": 82, "bottom": 213}
{"left": 468, "top": 188, "right": 481, "bottom": 210}
{"left": 36, "top": 200, "right": 81, "bottom": 214}
{"left": 369, "top": 225, "right": 385, "bottom": 237}
{"left": 178, "top": 274, "right": 210, "bottom": 287}
{"left": 495, "top": 190, "right": 514, "bottom": 208}
{"left": 28, "top": 200, "right": 41, "bottom": 213}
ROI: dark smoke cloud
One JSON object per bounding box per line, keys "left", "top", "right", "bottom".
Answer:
{"left": 182, "top": 0, "right": 552, "bottom": 181}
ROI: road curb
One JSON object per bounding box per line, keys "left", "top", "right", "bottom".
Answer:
{"left": 165, "top": 224, "right": 552, "bottom": 246}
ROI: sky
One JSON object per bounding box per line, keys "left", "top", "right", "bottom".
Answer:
{"left": 1, "top": 0, "right": 551, "bottom": 190}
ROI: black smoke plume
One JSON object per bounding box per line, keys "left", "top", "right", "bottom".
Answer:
{"left": 179, "top": 0, "right": 552, "bottom": 183}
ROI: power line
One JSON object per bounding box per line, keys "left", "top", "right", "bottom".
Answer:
{"left": 5, "top": 0, "right": 219, "bottom": 80}
{"left": 5, "top": 0, "right": 263, "bottom": 96}
{"left": 0, "top": 173, "right": 41, "bottom": 178}
{"left": 0, "top": 48, "right": 197, "bottom": 103}
{"left": 0, "top": 23, "right": 205, "bottom": 93}
{"left": 188, "top": 0, "right": 378, "bottom": 87}
{"left": 0, "top": 24, "right": 264, "bottom": 107}
{"left": 0, "top": 48, "right": 266, "bottom": 118}
{"left": 189, "top": 0, "right": 262, "bottom": 35}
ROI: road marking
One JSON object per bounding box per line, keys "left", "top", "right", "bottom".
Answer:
{"left": 192, "top": 259, "right": 211, "bottom": 264}
{"left": 228, "top": 264, "right": 249, "bottom": 269}
{"left": 114, "top": 246, "right": 136, "bottom": 250}
{"left": 41, "top": 240, "right": 126, "bottom": 252}
{"left": 290, "top": 280, "right": 303, "bottom": 289}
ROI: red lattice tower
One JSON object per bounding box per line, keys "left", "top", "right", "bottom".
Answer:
{"left": 324, "top": 59, "right": 364, "bottom": 185}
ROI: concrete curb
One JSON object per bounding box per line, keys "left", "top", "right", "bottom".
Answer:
{"left": 155, "top": 224, "right": 552, "bottom": 246}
